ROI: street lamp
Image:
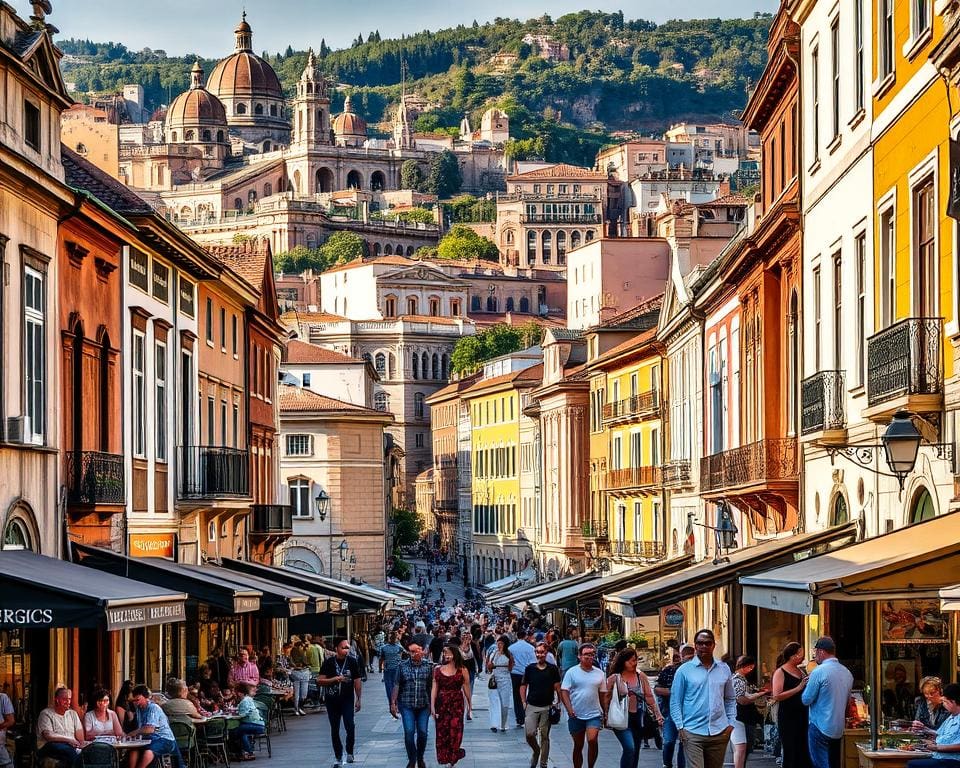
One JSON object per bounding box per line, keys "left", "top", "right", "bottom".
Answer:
{"left": 315, "top": 488, "right": 331, "bottom": 521}
{"left": 713, "top": 502, "right": 738, "bottom": 564}
{"left": 881, "top": 410, "right": 922, "bottom": 487}
{"left": 338, "top": 539, "right": 349, "bottom": 580}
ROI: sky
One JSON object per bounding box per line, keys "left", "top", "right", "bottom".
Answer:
{"left": 27, "top": 0, "right": 778, "bottom": 58}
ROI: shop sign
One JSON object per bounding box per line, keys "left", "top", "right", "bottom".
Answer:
{"left": 234, "top": 596, "right": 261, "bottom": 613}
{"left": 661, "top": 605, "right": 684, "bottom": 628}
{"left": 130, "top": 533, "right": 175, "bottom": 559}
{"left": 289, "top": 602, "right": 306, "bottom": 617}
{"left": 106, "top": 600, "right": 186, "bottom": 631}
{"left": 0, "top": 608, "right": 55, "bottom": 626}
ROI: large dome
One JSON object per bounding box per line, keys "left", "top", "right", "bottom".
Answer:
{"left": 166, "top": 61, "right": 228, "bottom": 141}
{"left": 206, "top": 13, "right": 284, "bottom": 101}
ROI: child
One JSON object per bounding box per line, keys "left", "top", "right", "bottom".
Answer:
{"left": 231, "top": 683, "right": 265, "bottom": 761}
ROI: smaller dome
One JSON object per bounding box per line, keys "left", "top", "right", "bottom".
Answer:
{"left": 332, "top": 95, "right": 367, "bottom": 138}
{"left": 166, "top": 60, "right": 228, "bottom": 139}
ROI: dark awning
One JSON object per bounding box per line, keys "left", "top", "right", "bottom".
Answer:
{"left": 489, "top": 570, "right": 601, "bottom": 608}
{"left": 220, "top": 559, "right": 390, "bottom": 612}
{"left": 75, "top": 546, "right": 262, "bottom": 614}
{"left": 0, "top": 550, "right": 187, "bottom": 630}
{"left": 179, "top": 563, "right": 310, "bottom": 618}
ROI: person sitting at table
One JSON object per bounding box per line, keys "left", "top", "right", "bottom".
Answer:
{"left": 221, "top": 684, "right": 238, "bottom": 709}
{"left": 115, "top": 681, "right": 137, "bottom": 734}
{"left": 907, "top": 682, "right": 960, "bottom": 768}
{"left": 37, "top": 687, "right": 85, "bottom": 767}
{"left": 230, "top": 683, "right": 265, "bottom": 762}
{"left": 229, "top": 649, "right": 260, "bottom": 687}
{"left": 83, "top": 688, "right": 123, "bottom": 741}
{"left": 914, "top": 678, "right": 952, "bottom": 732}
{"left": 161, "top": 679, "right": 205, "bottom": 725}
{"left": 128, "top": 684, "right": 182, "bottom": 768}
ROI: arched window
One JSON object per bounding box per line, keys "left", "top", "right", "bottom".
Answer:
{"left": 248, "top": 189, "right": 257, "bottom": 203}
{"left": 585, "top": 229, "right": 595, "bottom": 242}
{"left": 441, "top": 354, "right": 450, "bottom": 379}
{"left": 234, "top": 197, "right": 243, "bottom": 210}
{"left": 432, "top": 354, "right": 439, "bottom": 379}
{"left": 910, "top": 488, "right": 935, "bottom": 523}
{"left": 255, "top": 103, "right": 264, "bottom": 115}
{"left": 263, "top": 140, "right": 271, "bottom": 152}
{"left": 374, "top": 392, "right": 389, "bottom": 411}
{"left": 171, "top": 131, "right": 178, "bottom": 142}
{"left": 526, "top": 231, "right": 537, "bottom": 264}
{"left": 374, "top": 243, "right": 382, "bottom": 256}
{"left": 506, "top": 297, "right": 515, "bottom": 312}
{"left": 202, "top": 129, "right": 211, "bottom": 141}
{"left": 384, "top": 244, "right": 393, "bottom": 255}
{"left": 471, "top": 296, "right": 481, "bottom": 311}
{"left": 217, "top": 130, "right": 225, "bottom": 142}
{"left": 375, "top": 353, "right": 386, "bottom": 375}
{"left": 395, "top": 244, "right": 403, "bottom": 255}
{"left": 293, "top": 170, "right": 301, "bottom": 196}
{"left": 571, "top": 231, "right": 582, "bottom": 249}
{"left": 384, "top": 295, "right": 396, "bottom": 318}
{"left": 407, "top": 297, "right": 418, "bottom": 315}
{"left": 415, "top": 393, "right": 425, "bottom": 419}
{"left": 347, "top": 170, "right": 362, "bottom": 189}
{"left": 421, "top": 352, "right": 430, "bottom": 379}
{"left": 237, "top": 103, "right": 247, "bottom": 115}
{"left": 3, "top": 518, "right": 32, "bottom": 551}
{"left": 830, "top": 493, "right": 848, "bottom": 526}
{"left": 185, "top": 129, "right": 195, "bottom": 141}
{"left": 271, "top": 104, "right": 278, "bottom": 116}
{"left": 316, "top": 168, "right": 334, "bottom": 193}
{"left": 505, "top": 229, "right": 514, "bottom": 245}
{"left": 542, "top": 231, "right": 552, "bottom": 263}
{"left": 486, "top": 296, "right": 498, "bottom": 312}
{"left": 264, "top": 182, "right": 273, "bottom": 197}
{"left": 371, "top": 171, "right": 386, "bottom": 191}
{"left": 412, "top": 353, "right": 420, "bottom": 379}
{"left": 519, "top": 296, "right": 530, "bottom": 313}
{"left": 406, "top": 246, "right": 415, "bottom": 256}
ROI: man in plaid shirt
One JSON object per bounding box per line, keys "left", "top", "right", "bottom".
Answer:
{"left": 390, "top": 643, "right": 434, "bottom": 768}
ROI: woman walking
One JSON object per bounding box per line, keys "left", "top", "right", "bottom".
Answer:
{"left": 606, "top": 648, "right": 663, "bottom": 768}
{"left": 485, "top": 635, "right": 514, "bottom": 732}
{"left": 289, "top": 636, "right": 311, "bottom": 716}
{"left": 732, "top": 656, "right": 767, "bottom": 768}
{"left": 770, "top": 642, "right": 811, "bottom": 768}
{"left": 431, "top": 645, "right": 472, "bottom": 768}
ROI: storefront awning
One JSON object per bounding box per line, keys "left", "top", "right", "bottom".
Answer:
{"left": 0, "top": 550, "right": 187, "bottom": 630}
{"left": 220, "top": 558, "right": 391, "bottom": 612}
{"left": 75, "top": 546, "right": 262, "bottom": 614}
{"left": 940, "top": 584, "right": 960, "bottom": 612}
{"left": 606, "top": 523, "right": 857, "bottom": 616}
{"left": 528, "top": 556, "right": 693, "bottom": 614}
{"left": 741, "top": 513, "right": 960, "bottom": 615}
{"left": 183, "top": 563, "right": 311, "bottom": 617}
{"left": 488, "top": 570, "right": 600, "bottom": 609}
{"left": 482, "top": 568, "right": 536, "bottom": 593}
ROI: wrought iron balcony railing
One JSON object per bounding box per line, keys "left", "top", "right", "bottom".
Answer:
{"left": 602, "top": 391, "right": 661, "bottom": 422}
{"left": 800, "top": 370, "right": 846, "bottom": 435}
{"left": 520, "top": 213, "right": 602, "bottom": 224}
{"left": 249, "top": 504, "right": 293, "bottom": 535}
{"left": 867, "top": 317, "right": 943, "bottom": 406}
{"left": 178, "top": 445, "right": 250, "bottom": 498}
{"left": 581, "top": 519, "right": 608, "bottom": 540}
{"left": 65, "top": 451, "right": 125, "bottom": 505}
{"left": 605, "top": 466, "right": 662, "bottom": 490}
{"left": 662, "top": 460, "right": 692, "bottom": 486}
{"left": 700, "top": 438, "right": 798, "bottom": 493}
{"left": 610, "top": 540, "right": 666, "bottom": 560}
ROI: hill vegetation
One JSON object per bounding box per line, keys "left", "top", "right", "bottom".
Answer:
{"left": 58, "top": 10, "right": 771, "bottom": 166}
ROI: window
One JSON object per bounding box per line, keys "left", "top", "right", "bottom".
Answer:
{"left": 450, "top": 299, "right": 461, "bottom": 316}
{"left": 831, "top": 20, "right": 840, "bottom": 140}
{"left": 879, "top": 0, "right": 894, "bottom": 79}
{"left": 915, "top": 177, "right": 936, "bottom": 316}
{"left": 132, "top": 331, "right": 146, "bottom": 457}
{"left": 384, "top": 296, "right": 396, "bottom": 318}
{"left": 375, "top": 353, "right": 386, "bottom": 375}
{"left": 206, "top": 396, "right": 215, "bottom": 444}
{"left": 855, "top": 0, "right": 865, "bottom": 111}
{"left": 220, "top": 307, "right": 226, "bottom": 350}
{"left": 290, "top": 478, "right": 312, "bottom": 517}
{"left": 833, "top": 253, "right": 842, "bottom": 369}
{"left": 152, "top": 261, "right": 169, "bottom": 303}
{"left": 220, "top": 400, "right": 227, "bottom": 446}
{"left": 285, "top": 434, "right": 312, "bottom": 456}
{"left": 302, "top": 372, "right": 312, "bottom": 388}
{"left": 129, "top": 248, "right": 149, "bottom": 292}
{"left": 406, "top": 297, "right": 418, "bottom": 315}
{"left": 23, "top": 100, "right": 40, "bottom": 151}
{"left": 205, "top": 298, "right": 213, "bottom": 343}
{"left": 415, "top": 393, "right": 425, "bottom": 419}
{"left": 232, "top": 404, "right": 239, "bottom": 448}
{"left": 912, "top": 0, "right": 930, "bottom": 42}
{"left": 526, "top": 231, "right": 537, "bottom": 264}
{"left": 429, "top": 297, "right": 440, "bottom": 316}
{"left": 855, "top": 233, "right": 867, "bottom": 386}
{"left": 179, "top": 277, "right": 195, "bottom": 317}
{"left": 880, "top": 206, "right": 896, "bottom": 327}
{"left": 813, "top": 266, "right": 822, "bottom": 371}
{"left": 415, "top": 433, "right": 425, "bottom": 448}
{"left": 611, "top": 434, "right": 622, "bottom": 470}
{"left": 374, "top": 392, "right": 388, "bottom": 411}
{"left": 811, "top": 46, "right": 820, "bottom": 162}
{"left": 156, "top": 342, "right": 167, "bottom": 461}
{"left": 232, "top": 315, "right": 238, "bottom": 356}
{"left": 630, "top": 431, "right": 642, "bottom": 468}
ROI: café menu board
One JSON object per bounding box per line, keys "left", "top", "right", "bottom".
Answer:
{"left": 880, "top": 599, "right": 949, "bottom": 642}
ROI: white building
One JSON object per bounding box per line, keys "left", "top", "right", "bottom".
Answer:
{"left": 281, "top": 339, "right": 377, "bottom": 408}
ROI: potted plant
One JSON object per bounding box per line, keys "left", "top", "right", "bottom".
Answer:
{"left": 628, "top": 631, "right": 649, "bottom": 648}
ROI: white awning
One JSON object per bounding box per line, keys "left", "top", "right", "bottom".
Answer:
{"left": 941, "top": 584, "right": 960, "bottom": 612}
{"left": 482, "top": 568, "right": 536, "bottom": 593}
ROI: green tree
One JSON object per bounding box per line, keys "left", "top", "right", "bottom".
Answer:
{"left": 273, "top": 245, "right": 330, "bottom": 274}
{"left": 451, "top": 323, "right": 529, "bottom": 373}
{"left": 424, "top": 150, "right": 462, "bottom": 199}
{"left": 400, "top": 159, "right": 424, "bottom": 190}
{"left": 391, "top": 507, "right": 422, "bottom": 548}
{"left": 319, "top": 231, "right": 367, "bottom": 265}
{"left": 436, "top": 225, "right": 498, "bottom": 261}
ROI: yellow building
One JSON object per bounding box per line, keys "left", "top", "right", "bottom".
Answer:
{"left": 868, "top": 0, "right": 957, "bottom": 519}
{"left": 586, "top": 327, "right": 666, "bottom": 566}
{"left": 463, "top": 361, "right": 542, "bottom": 584}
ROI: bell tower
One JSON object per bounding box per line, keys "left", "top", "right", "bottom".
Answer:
{"left": 292, "top": 49, "right": 331, "bottom": 150}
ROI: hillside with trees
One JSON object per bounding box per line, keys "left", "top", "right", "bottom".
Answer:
{"left": 58, "top": 10, "right": 771, "bottom": 166}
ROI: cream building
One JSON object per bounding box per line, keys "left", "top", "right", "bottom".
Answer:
{"left": 60, "top": 104, "right": 119, "bottom": 178}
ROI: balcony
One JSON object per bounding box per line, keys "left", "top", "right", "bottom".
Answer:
{"left": 249, "top": 504, "right": 293, "bottom": 536}
{"left": 178, "top": 445, "right": 250, "bottom": 499}
{"left": 602, "top": 392, "right": 661, "bottom": 424}
{"left": 605, "top": 466, "right": 662, "bottom": 496}
{"left": 610, "top": 540, "right": 666, "bottom": 561}
{"left": 700, "top": 438, "right": 799, "bottom": 494}
{"left": 800, "top": 370, "right": 846, "bottom": 437}
{"left": 520, "top": 213, "right": 602, "bottom": 224}
{"left": 65, "top": 451, "right": 125, "bottom": 506}
{"left": 581, "top": 519, "right": 608, "bottom": 541}
{"left": 662, "top": 460, "right": 691, "bottom": 487}
{"left": 866, "top": 317, "right": 943, "bottom": 417}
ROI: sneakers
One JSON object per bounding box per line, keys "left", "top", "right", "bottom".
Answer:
{"left": 490, "top": 727, "right": 498, "bottom": 733}
{"left": 346, "top": 756, "right": 354, "bottom": 764}
{"left": 332, "top": 761, "right": 341, "bottom": 768}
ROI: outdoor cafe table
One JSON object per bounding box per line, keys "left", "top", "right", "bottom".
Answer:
{"left": 857, "top": 743, "right": 932, "bottom": 768}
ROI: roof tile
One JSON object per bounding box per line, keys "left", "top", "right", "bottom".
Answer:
{"left": 283, "top": 340, "right": 363, "bottom": 365}
{"left": 278, "top": 384, "right": 382, "bottom": 414}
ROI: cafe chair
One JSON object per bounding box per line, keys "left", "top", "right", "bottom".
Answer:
{"left": 251, "top": 702, "right": 272, "bottom": 759}
{"left": 253, "top": 695, "right": 283, "bottom": 734}
{"left": 198, "top": 719, "right": 230, "bottom": 768}
{"left": 80, "top": 743, "right": 118, "bottom": 768}
{"left": 171, "top": 722, "right": 202, "bottom": 768}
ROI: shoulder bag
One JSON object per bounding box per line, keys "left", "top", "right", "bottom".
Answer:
{"left": 607, "top": 674, "right": 629, "bottom": 730}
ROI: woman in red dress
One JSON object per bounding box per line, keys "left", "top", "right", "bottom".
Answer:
{"left": 431, "top": 644, "right": 473, "bottom": 768}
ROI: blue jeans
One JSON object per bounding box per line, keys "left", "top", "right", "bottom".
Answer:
{"left": 612, "top": 711, "right": 643, "bottom": 768}
{"left": 383, "top": 668, "right": 398, "bottom": 704}
{"left": 808, "top": 725, "right": 841, "bottom": 768}
{"left": 399, "top": 706, "right": 430, "bottom": 763}
{"left": 232, "top": 723, "right": 265, "bottom": 754}
{"left": 38, "top": 743, "right": 80, "bottom": 768}
{"left": 663, "top": 715, "right": 686, "bottom": 768}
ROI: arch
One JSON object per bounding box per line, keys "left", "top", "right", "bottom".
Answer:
{"left": 486, "top": 295, "right": 498, "bottom": 312}
{"left": 185, "top": 129, "right": 195, "bottom": 141}
{"left": 306, "top": 232, "right": 317, "bottom": 249}
{"left": 412, "top": 352, "right": 420, "bottom": 379}
{"left": 247, "top": 189, "right": 257, "bottom": 203}
{"left": 829, "top": 491, "right": 849, "bottom": 526}
{"left": 526, "top": 230, "right": 537, "bottom": 263}
{"left": 270, "top": 104, "right": 278, "bottom": 117}
{"left": 471, "top": 295, "right": 481, "bottom": 311}
{"left": 3, "top": 499, "right": 40, "bottom": 552}
{"left": 421, "top": 352, "right": 430, "bottom": 379}
{"left": 179, "top": 205, "right": 193, "bottom": 220}
{"left": 264, "top": 182, "right": 273, "bottom": 198}
{"left": 557, "top": 230, "right": 567, "bottom": 258}
{"left": 202, "top": 129, "right": 212, "bottom": 141}
{"left": 571, "top": 230, "right": 582, "bottom": 249}
{"left": 505, "top": 297, "right": 515, "bottom": 312}
{"left": 395, "top": 243, "right": 404, "bottom": 255}
{"left": 406, "top": 246, "right": 415, "bottom": 256}
{"left": 236, "top": 103, "right": 247, "bottom": 115}
{"left": 432, "top": 353, "right": 439, "bottom": 379}
{"left": 374, "top": 353, "right": 387, "bottom": 375}
{"left": 374, "top": 391, "right": 389, "bottom": 411}
{"left": 293, "top": 170, "right": 302, "bottom": 196}
{"left": 217, "top": 130, "right": 225, "bottom": 142}
{"left": 371, "top": 171, "right": 386, "bottom": 191}
{"left": 541, "top": 231, "right": 552, "bottom": 263}
{"left": 519, "top": 296, "right": 530, "bottom": 313}
{"left": 234, "top": 197, "right": 243, "bottom": 210}
{"left": 441, "top": 354, "right": 450, "bottom": 379}
{"left": 910, "top": 487, "right": 936, "bottom": 523}
{"left": 316, "top": 167, "right": 335, "bottom": 193}
{"left": 585, "top": 229, "right": 596, "bottom": 242}
{"left": 384, "top": 244, "right": 393, "bottom": 255}
{"left": 374, "top": 242, "right": 382, "bottom": 256}
{"left": 347, "top": 169, "right": 362, "bottom": 189}
{"left": 262, "top": 140, "right": 271, "bottom": 152}
{"left": 255, "top": 103, "right": 264, "bottom": 115}
{"left": 505, "top": 229, "right": 515, "bottom": 245}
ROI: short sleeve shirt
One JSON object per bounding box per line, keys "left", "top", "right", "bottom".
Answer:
{"left": 380, "top": 643, "right": 403, "bottom": 671}
{"left": 656, "top": 663, "right": 679, "bottom": 711}
{"left": 561, "top": 665, "right": 608, "bottom": 720}
{"left": 0, "top": 693, "right": 13, "bottom": 737}
{"left": 37, "top": 708, "right": 83, "bottom": 749}
{"left": 522, "top": 663, "right": 561, "bottom": 707}
{"left": 732, "top": 674, "right": 748, "bottom": 700}
{"left": 320, "top": 655, "right": 361, "bottom": 703}
{"left": 136, "top": 702, "right": 174, "bottom": 742}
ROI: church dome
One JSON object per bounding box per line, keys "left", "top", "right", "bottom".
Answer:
{"left": 166, "top": 61, "right": 228, "bottom": 141}
{"left": 206, "top": 13, "right": 284, "bottom": 101}
{"left": 332, "top": 95, "right": 367, "bottom": 141}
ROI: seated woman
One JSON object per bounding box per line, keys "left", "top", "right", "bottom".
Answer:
{"left": 115, "top": 680, "right": 138, "bottom": 734}
{"left": 198, "top": 681, "right": 224, "bottom": 714}
{"left": 907, "top": 682, "right": 960, "bottom": 768}
{"left": 915, "top": 678, "right": 951, "bottom": 732}
{"left": 161, "top": 679, "right": 205, "bottom": 725}
{"left": 229, "top": 683, "right": 265, "bottom": 762}
{"left": 83, "top": 688, "right": 124, "bottom": 740}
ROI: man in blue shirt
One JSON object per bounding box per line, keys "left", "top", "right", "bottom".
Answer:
{"left": 670, "top": 629, "right": 737, "bottom": 768}
{"left": 129, "top": 685, "right": 182, "bottom": 768}
{"left": 802, "top": 637, "right": 854, "bottom": 768}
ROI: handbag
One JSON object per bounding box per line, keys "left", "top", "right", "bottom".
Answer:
{"left": 607, "top": 674, "right": 629, "bottom": 730}
{"left": 549, "top": 704, "right": 562, "bottom": 725}
{"left": 488, "top": 675, "right": 498, "bottom": 690}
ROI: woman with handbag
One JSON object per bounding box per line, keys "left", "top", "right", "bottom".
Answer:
{"left": 770, "top": 642, "right": 811, "bottom": 768}
{"left": 732, "top": 656, "right": 768, "bottom": 768}
{"left": 485, "top": 636, "right": 514, "bottom": 732}
{"left": 606, "top": 648, "right": 664, "bottom": 768}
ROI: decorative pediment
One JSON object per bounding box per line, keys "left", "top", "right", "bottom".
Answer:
{"left": 17, "top": 29, "right": 71, "bottom": 107}
{"left": 379, "top": 265, "right": 467, "bottom": 286}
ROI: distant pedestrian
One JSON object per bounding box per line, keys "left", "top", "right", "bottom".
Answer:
{"left": 608, "top": 647, "right": 663, "bottom": 768}
{"left": 670, "top": 629, "right": 736, "bottom": 768}
{"left": 317, "top": 638, "right": 362, "bottom": 767}
{"left": 391, "top": 643, "right": 434, "bottom": 768}
{"left": 558, "top": 628, "right": 580, "bottom": 679}
{"left": 431, "top": 645, "right": 471, "bottom": 768}
{"left": 770, "top": 643, "right": 811, "bottom": 768}
{"left": 521, "top": 641, "right": 562, "bottom": 768}
{"left": 801, "top": 637, "right": 853, "bottom": 768}
{"left": 731, "top": 656, "right": 766, "bottom": 768}
{"left": 561, "top": 642, "right": 608, "bottom": 768}
{"left": 379, "top": 631, "right": 404, "bottom": 705}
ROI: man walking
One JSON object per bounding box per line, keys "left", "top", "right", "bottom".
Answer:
{"left": 318, "top": 638, "right": 363, "bottom": 767}
{"left": 379, "top": 630, "right": 404, "bottom": 705}
{"left": 390, "top": 643, "right": 434, "bottom": 768}
{"left": 670, "top": 629, "right": 737, "bottom": 768}
{"left": 560, "top": 643, "right": 608, "bottom": 768}
{"left": 521, "top": 641, "right": 562, "bottom": 768}
{"left": 657, "top": 645, "right": 694, "bottom": 768}
{"left": 802, "top": 637, "right": 854, "bottom": 768}
{"left": 509, "top": 628, "right": 537, "bottom": 727}
{"left": 558, "top": 628, "right": 580, "bottom": 679}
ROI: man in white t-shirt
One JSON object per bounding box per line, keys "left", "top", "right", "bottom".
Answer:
{"left": 560, "top": 643, "right": 608, "bottom": 768}
{"left": 37, "top": 687, "right": 85, "bottom": 767}
{"left": 0, "top": 691, "right": 15, "bottom": 767}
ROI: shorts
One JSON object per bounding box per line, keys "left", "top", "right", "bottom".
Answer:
{"left": 567, "top": 715, "right": 603, "bottom": 734}
{"left": 148, "top": 737, "right": 179, "bottom": 757}
{"left": 731, "top": 720, "right": 747, "bottom": 745}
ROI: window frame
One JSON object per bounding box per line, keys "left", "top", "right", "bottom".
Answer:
{"left": 132, "top": 330, "right": 146, "bottom": 457}
{"left": 23, "top": 264, "right": 46, "bottom": 444}
{"left": 156, "top": 340, "right": 168, "bottom": 462}
{"left": 285, "top": 433, "right": 313, "bottom": 457}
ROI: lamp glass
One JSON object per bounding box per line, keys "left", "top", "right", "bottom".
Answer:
{"left": 881, "top": 411, "right": 921, "bottom": 477}
{"left": 315, "top": 489, "right": 330, "bottom": 520}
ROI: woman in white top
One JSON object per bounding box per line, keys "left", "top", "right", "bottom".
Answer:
{"left": 83, "top": 688, "right": 124, "bottom": 740}
{"left": 485, "top": 635, "right": 514, "bottom": 732}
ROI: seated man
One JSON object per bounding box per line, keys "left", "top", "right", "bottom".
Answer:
{"left": 128, "top": 685, "right": 182, "bottom": 768}
{"left": 37, "top": 688, "right": 84, "bottom": 768}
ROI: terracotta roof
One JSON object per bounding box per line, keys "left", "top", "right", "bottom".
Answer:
{"left": 61, "top": 146, "right": 154, "bottom": 215}
{"left": 426, "top": 372, "right": 483, "bottom": 402}
{"left": 597, "top": 295, "right": 664, "bottom": 330}
{"left": 278, "top": 384, "right": 381, "bottom": 414}
{"left": 281, "top": 310, "right": 348, "bottom": 323}
{"left": 463, "top": 363, "right": 543, "bottom": 395}
{"left": 166, "top": 80, "right": 227, "bottom": 128}
{"left": 283, "top": 340, "right": 363, "bottom": 365}
{"left": 207, "top": 51, "right": 283, "bottom": 100}
{"left": 508, "top": 163, "right": 607, "bottom": 181}
{"left": 701, "top": 193, "right": 751, "bottom": 207}
{"left": 590, "top": 328, "right": 659, "bottom": 368}
{"left": 470, "top": 312, "right": 566, "bottom": 329}
{"left": 397, "top": 314, "right": 466, "bottom": 326}
{"left": 206, "top": 240, "right": 270, "bottom": 293}
{"left": 324, "top": 255, "right": 415, "bottom": 274}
